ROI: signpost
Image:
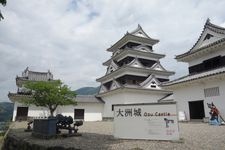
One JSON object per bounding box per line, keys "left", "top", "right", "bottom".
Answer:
{"left": 113, "top": 102, "right": 180, "bottom": 140}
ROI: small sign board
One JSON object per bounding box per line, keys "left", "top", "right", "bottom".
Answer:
{"left": 113, "top": 102, "right": 180, "bottom": 140}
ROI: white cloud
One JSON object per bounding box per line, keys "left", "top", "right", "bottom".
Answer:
{"left": 1, "top": 0, "right": 225, "bottom": 101}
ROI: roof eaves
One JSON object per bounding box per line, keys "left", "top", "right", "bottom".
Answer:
{"left": 158, "top": 93, "right": 173, "bottom": 102}
{"left": 95, "top": 96, "right": 105, "bottom": 103}
{"left": 107, "top": 34, "right": 127, "bottom": 52}
{"left": 176, "top": 38, "right": 225, "bottom": 60}
{"left": 107, "top": 33, "right": 160, "bottom": 52}
{"left": 163, "top": 67, "right": 225, "bottom": 86}
{"left": 97, "top": 86, "right": 172, "bottom": 97}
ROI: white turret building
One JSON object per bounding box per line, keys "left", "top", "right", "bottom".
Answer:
{"left": 97, "top": 25, "right": 175, "bottom": 120}
{"left": 8, "top": 67, "right": 54, "bottom": 121}
{"left": 8, "top": 67, "right": 104, "bottom": 121}
{"left": 163, "top": 19, "right": 225, "bottom": 120}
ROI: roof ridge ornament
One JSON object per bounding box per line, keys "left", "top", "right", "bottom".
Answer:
{"left": 25, "top": 67, "right": 29, "bottom": 72}
{"left": 129, "top": 24, "right": 151, "bottom": 39}
{"left": 138, "top": 24, "right": 142, "bottom": 29}
{"left": 204, "top": 18, "right": 225, "bottom": 31}
{"left": 206, "top": 18, "right": 210, "bottom": 24}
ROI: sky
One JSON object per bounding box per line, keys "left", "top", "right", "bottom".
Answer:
{"left": 0, "top": 0, "right": 225, "bottom": 102}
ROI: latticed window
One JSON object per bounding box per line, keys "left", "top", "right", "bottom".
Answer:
{"left": 204, "top": 87, "right": 220, "bottom": 97}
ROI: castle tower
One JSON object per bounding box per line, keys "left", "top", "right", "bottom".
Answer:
{"left": 96, "top": 25, "right": 175, "bottom": 119}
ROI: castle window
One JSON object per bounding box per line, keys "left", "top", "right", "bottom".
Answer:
{"left": 151, "top": 85, "right": 156, "bottom": 88}
{"left": 204, "top": 56, "right": 221, "bottom": 70}
{"left": 150, "top": 81, "right": 157, "bottom": 88}
{"left": 132, "top": 80, "right": 137, "bottom": 84}
{"left": 112, "top": 105, "right": 114, "bottom": 111}
{"left": 121, "top": 80, "right": 126, "bottom": 84}
{"left": 110, "top": 67, "right": 113, "bottom": 72}
{"left": 204, "top": 87, "right": 220, "bottom": 97}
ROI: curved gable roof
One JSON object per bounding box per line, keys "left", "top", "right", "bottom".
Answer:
{"left": 176, "top": 19, "right": 225, "bottom": 61}
{"left": 107, "top": 25, "right": 159, "bottom": 52}
{"left": 190, "top": 19, "right": 225, "bottom": 52}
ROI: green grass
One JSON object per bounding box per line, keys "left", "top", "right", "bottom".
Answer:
{"left": 0, "top": 135, "right": 3, "bottom": 149}
{"left": 0, "top": 122, "right": 11, "bottom": 149}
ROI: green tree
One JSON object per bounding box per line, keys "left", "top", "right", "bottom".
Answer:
{"left": 0, "top": 0, "right": 6, "bottom": 20}
{"left": 23, "top": 80, "right": 76, "bottom": 117}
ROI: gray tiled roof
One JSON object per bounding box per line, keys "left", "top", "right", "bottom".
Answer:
{"left": 163, "top": 66, "right": 225, "bottom": 86}
{"left": 8, "top": 93, "right": 105, "bottom": 103}
{"left": 158, "top": 94, "right": 174, "bottom": 102}
{"left": 18, "top": 67, "right": 54, "bottom": 82}
{"left": 176, "top": 38, "right": 225, "bottom": 60}
{"left": 75, "top": 95, "right": 104, "bottom": 103}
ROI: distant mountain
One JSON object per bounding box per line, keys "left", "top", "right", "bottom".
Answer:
{"left": 0, "top": 102, "right": 14, "bottom": 122}
{"left": 75, "top": 86, "right": 100, "bottom": 95}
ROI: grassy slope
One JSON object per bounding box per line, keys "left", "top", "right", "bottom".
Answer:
{"left": 0, "top": 102, "right": 13, "bottom": 122}
{"left": 0, "top": 136, "right": 3, "bottom": 148}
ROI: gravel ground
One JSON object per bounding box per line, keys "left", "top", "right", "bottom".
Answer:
{"left": 8, "top": 121, "right": 225, "bottom": 150}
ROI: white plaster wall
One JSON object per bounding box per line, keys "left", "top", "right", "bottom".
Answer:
{"left": 102, "top": 90, "right": 167, "bottom": 118}
{"left": 102, "top": 92, "right": 125, "bottom": 118}
{"left": 188, "top": 48, "right": 225, "bottom": 67}
{"left": 12, "top": 102, "right": 18, "bottom": 121}
{"left": 12, "top": 102, "right": 49, "bottom": 121}
{"left": 57, "top": 103, "right": 104, "bottom": 121}
{"left": 12, "top": 102, "right": 104, "bottom": 122}
{"left": 173, "top": 79, "right": 225, "bottom": 120}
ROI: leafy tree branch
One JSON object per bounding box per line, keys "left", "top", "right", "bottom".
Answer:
{"left": 0, "top": 0, "right": 6, "bottom": 20}
{"left": 22, "top": 80, "right": 77, "bottom": 117}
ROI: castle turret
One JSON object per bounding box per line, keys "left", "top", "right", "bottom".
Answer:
{"left": 163, "top": 19, "right": 225, "bottom": 120}
{"left": 8, "top": 67, "right": 54, "bottom": 121}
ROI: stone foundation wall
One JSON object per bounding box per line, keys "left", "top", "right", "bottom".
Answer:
{"left": 102, "top": 117, "right": 114, "bottom": 121}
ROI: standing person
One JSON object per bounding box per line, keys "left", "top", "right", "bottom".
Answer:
{"left": 208, "top": 103, "right": 220, "bottom": 125}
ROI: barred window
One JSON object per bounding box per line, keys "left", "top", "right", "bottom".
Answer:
{"left": 204, "top": 87, "right": 220, "bottom": 97}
